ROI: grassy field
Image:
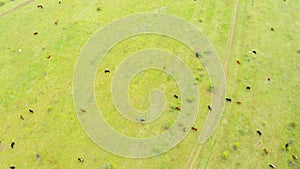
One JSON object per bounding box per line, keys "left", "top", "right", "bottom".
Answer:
{"left": 0, "top": 0, "right": 299, "bottom": 169}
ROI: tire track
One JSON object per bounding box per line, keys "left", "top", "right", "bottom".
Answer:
{"left": 0, "top": 0, "right": 33, "bottom": 17}
{"left": 184, "top": 0, "right": 239, "bottom": 168}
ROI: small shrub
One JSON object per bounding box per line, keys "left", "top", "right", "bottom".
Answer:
{"left": 163, "top": 121, "right": 173, "bottom": 130}
{"left": 186, "top": 96, "right": 195, "bottom": 103}
{"left": 232, "top": 142, "right": 240, "bottom": 150}
{"left": 47, "top": 106, "right": 53, "bottom": 112}
{"left": 102, "top": 162, "right": 112, "bottom": 169}
{"left": 0, "top": 1, "right": 5, "bottom": 6}
{"left": 222, "top": 151, "right": 229, "bottom": 159}
{"left": 289, "top": 121, "right": 296, "bottom": 128}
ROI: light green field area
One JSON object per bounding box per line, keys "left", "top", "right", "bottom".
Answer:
{"left": 0, "top": 0, "right": 299, "bottom": 169}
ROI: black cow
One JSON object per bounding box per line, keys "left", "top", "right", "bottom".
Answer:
{"left": 174, "top": 94, "right": 179, "bottom": 99}
{"left": 29, "top": 109, "right": 34, "bottom": 113}
{"left": 104, "top": 69, "right": 110, "bottom": 73}
{"left": 269, "top": 164, "right": 276, "bottom": 168}
{"left": 208, "top": 106, "right": 212, "bottom": 111}
{"left": 37, "top": 4, "right": 43, "bottom": 9}
{"left": 226, "top": 98, "right": 232, "bottom": 102}
{"left": 11, "top": 142, "right": 15, "bottom": 149}
{"left": 256, "top": 130, "right": 262, "bottom": 136}
{"left": 252, "top": 50, "right": 257, "bottom": 54}
{"left": 246, "top": 86, "right": 251, "bottom": 90}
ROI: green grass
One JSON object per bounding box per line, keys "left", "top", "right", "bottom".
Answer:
{"left": 0, "top": 0, "right": 299, "bottom": 169}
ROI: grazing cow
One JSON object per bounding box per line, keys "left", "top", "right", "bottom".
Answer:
{"left": 175, "top": 106, "right": 181, "bottom": 111}
{"left": 183, "top": 127, "right": 186, "bottom": 132}
{"left": 34, "top": 32, "right": 38, "bottom": 35}
{"left": 174, "top": 94, "right": 179, "bottom": 99}
{"left": 54, "top": 20, "right": 58, "bottom": 25}
{"left": 191, "top": 127, "right": 198, "bottom": 131}
{"left": 246, "top": 86, "right": 251, "bottom": 90}
{"left": 256, "top": 130, "right": 262, "bottom": 136}
{"left": 292, "top": 154, "right": 298, "bottom": 160}
{"left": 267, "top": 77, "right": 271, "bottom": 81}
{"left": 225, "top": 98, "right": 232, "bottom": 102}
{"left": 285, "top": 143, "right": 289, "bottom": 148}
{"left": 37, "top": 4, "right": 43, "bottom": 9}
{"left": 47, "top": 55, "right": 51, "bottom": 59}
{"left": 264, "top": 148, "right": 269, "bottom": 155}
{"left": 29, "top": 109, "right": 34, "bottom": 113}
{"left": 10, "top": 166, "right": 15, "bottom": 169}
{"left": 80, "top": 109, "right": 86, "bottom": 113}
{"left": 208, "top": 105, "right": 212, "bottom": 111}
{"left": 270, "top": 28, "right": 275, "bottom": 31}
{"left": 236, "top": 101, "right": 242, "bottom": 104}
{"left": 237, "top": 60, "right": 241, "bottom": 64}
{"left": 269, "top": 164, "right": 276, "bottom": 168}
{"left": 104, "top": 69, "right": 110, "bottom": 73}
{"left": 139, "top": 117, "right": 146, "bottom": 122}
{"left": 78, "top": 157, "right": 84, "bottom": 162}
{"left": 58, "top": 1, "right": 61, "bottom": 4}
{"left": 252, "top": 50, "right": 257, "bottom": 54}
{"left": 195, "top": 52, "right": 199, "bottom": 57}
{"left": 20, "top": 115, "right": 24, "bottom": 120}
{"left": 11, "top": 142, "right": 15, "bottom": 149}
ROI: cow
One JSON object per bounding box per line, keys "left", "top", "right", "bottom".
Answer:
{"left": 253, "top": 50, "right": 257, "bottom": 54}
{"left": 236, "top": 101, "right": 242, "bottom": 104}
{"left": 226, "top": 98, "right": 232, "bottom": 102}
{"left": 267, "top": 77, "right": 271, "bottom": 81}
{"left": 195, "top": 52, "right": 199, "bottom": 57}
{"left": 237, "top": 60, "right": 241, "bottom": 64}
{"left": 80, "top": 109, "right": 86, "bottom": 113}
{"left": 37, "top": 4, "right": 43, "bottom": 9}
{"left": 292, "top": 154, "right": 298, "bottom": 160}
{"left": 29, "top": 109, "right": 34, "bottom": 113}
{"left": 104, "top": 69, "right": 110, "bottom": 73}
{"left": 285, "top": 143, "right": 289, "bottom": 149}
{"left": 269, "top": 164, "right": 276, "bottom": 168}
{"left": 58, "top": 1, "right": 61, "bottom": 4}
{"left": 10, "top": 166, "right": 15, "bottom": 169}
{"left": 174, "top": 94, "right": 179, "bottom": 99}
{"left": 47, "top": 55, "right": 51, "bottom": 59}
{"left": 54, "top": 20, "right": 58, "bottom": 25}
{"left": 175, "top": 106, "right": 181, "bottom": 111}
{"left": 20, "top": 115, "right": 24, "bottom": 120}
{"left": 139, "top": 117, "right": 146, "bottom": 122}
{"left": 78, "top": 157, "right": 84, "bottom": 162}
{"left": 34, "top": 32, "right": 38, "bottom": 35}
{"left": 246, "top": 86, "right": 251, "bottom": 90}
{"left": 11, "top": 142, "right": 15, "bottom": 149}
{"left": 208, "top": 105, "right": 212, "bottom": 111}
{"left": 183, "top": 127, "right": 186, "bottom": 132}
{"left": 270, "top": 28, "right": 275, "bottom": 31}
{"left": 264, "top": 148, "right": 269, "bottom": 155}
{"left": 191, "top": 127, "right": 198, "bottom": 131}
{"left": 256, "top": 130, "right": 262, "bottom": 136}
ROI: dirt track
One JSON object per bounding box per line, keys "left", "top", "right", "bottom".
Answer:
{"left": 184, "top": 0, "right": 240, "bottom": 168}
{"left": 0, "top": 0, "right": 33, "bottom": 17}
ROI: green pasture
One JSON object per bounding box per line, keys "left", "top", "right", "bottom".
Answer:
{"left": 0, "top": 0, "right": 299, "bottom": 169}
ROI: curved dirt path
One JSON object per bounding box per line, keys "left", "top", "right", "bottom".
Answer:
{"left": 0, "top": 0, "right": 33, "bottom": 17}
{"left": 184, "top": 0, "right": 239, "bottom": 168}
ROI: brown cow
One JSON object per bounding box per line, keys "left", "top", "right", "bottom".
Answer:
{"left": 175, "top": 107, "right": 181, "bottom": 111}
{"left": 191, "top": 127, "right": 198, "bottom": 131}
{"left": 237, "top": 60, "right": 241, "bottom": 64}
{"left": 264, "top": 148, "right": 269, "bottom": 155}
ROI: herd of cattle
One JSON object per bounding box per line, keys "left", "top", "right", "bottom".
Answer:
{"left": 6, "top": 1, "right": 298, "bottom": 168}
